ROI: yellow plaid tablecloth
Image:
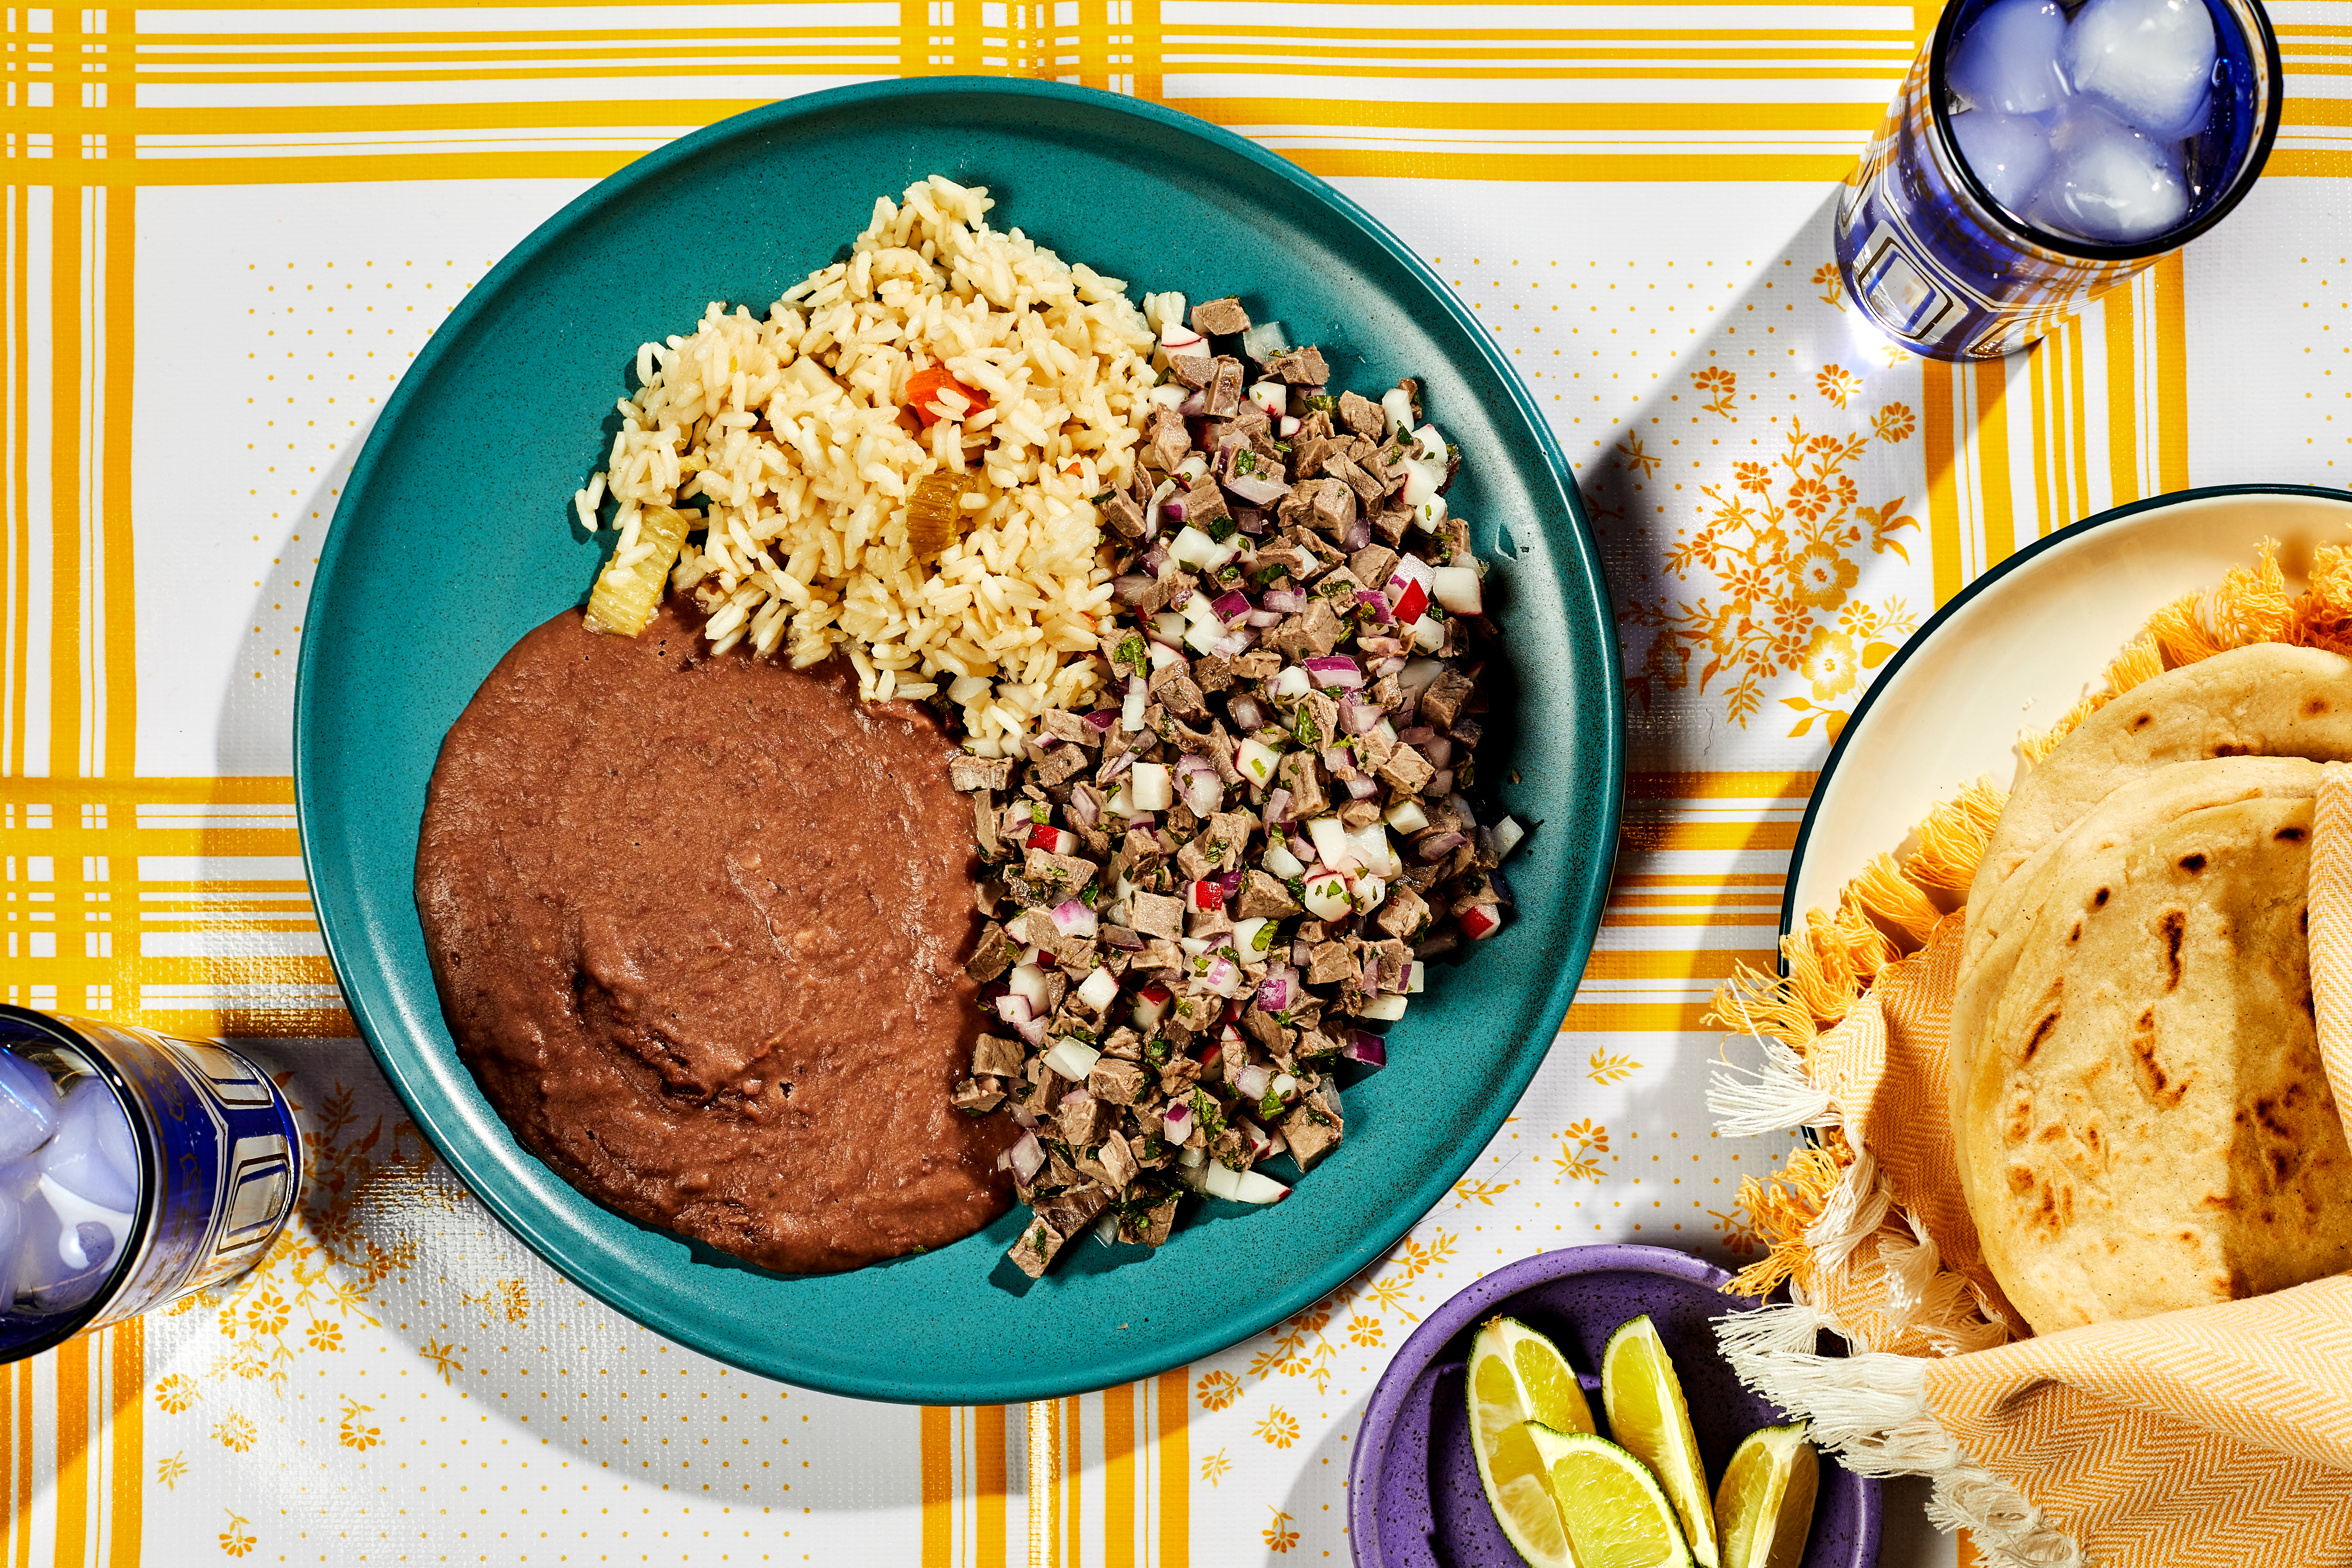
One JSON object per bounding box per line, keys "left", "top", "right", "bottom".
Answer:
{"left": 3, "top": 2, "right": 2350, "bottom": 1562}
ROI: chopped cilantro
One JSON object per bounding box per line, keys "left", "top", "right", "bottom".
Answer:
{"left": 1259, "top": 1091, "right": 1286, "bottom": 1122}
{"left": 1293, "top": 709, "right": 1322, "bottom": 747}
{"left": 1114, "top": 630, "right": 1148, "bottom": 676}
{"left": 1207, "top": 517, "right": 1236, "bottom": 542}
{"left": 1189, "top": 1089, "right": 1228, "bottom": 1138}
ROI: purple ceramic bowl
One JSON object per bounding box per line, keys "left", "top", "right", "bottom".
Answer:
{"left": 1348, "top": 1244, "right": 1880, "bottom": 1568}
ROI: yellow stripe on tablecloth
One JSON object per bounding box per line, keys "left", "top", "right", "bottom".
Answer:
{"left": 1101, "top": 1384, "right": 1135, "bottom": 1568}
{"left": 105, "top": 1322, "right": 137, "bottom": 1568}
{"left": 923, "top": 1406, "right": 954, "bottom": 1568}
{"left": 49, "top": 1336, "right": 86, "bottom": 1568}
{"left": 1152, "top": 1371, "right": 1186, "bottom": 1566}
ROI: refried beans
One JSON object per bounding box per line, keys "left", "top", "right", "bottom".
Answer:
{"left": 415, "top": 601, "right": 1014, "bottom": 1274}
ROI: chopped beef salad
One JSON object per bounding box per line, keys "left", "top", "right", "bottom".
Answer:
{"left": 943, "top": 293, "right": 1528, "bottom": 1278}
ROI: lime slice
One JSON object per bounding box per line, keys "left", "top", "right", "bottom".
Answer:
{"left": 1527, "top": 1425, "right": 1696, "bottom": 1568}
{"left": 1467, "top": 1318, "right": 1594, "bottom": 1567}
{"left": 1713, "top": 1422, "right": 1818, "bottom": 1568}
{"left": 1601, "top": 1316, "right": 1721, "bottom": 1568}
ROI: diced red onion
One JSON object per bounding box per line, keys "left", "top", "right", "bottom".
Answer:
{"left": 1225, "top": 473, "right": 1289, "bottom": 506}
{"left": 1008, "top": 1131, "right": 1046, "bottom": 1181}
{"left": 1253, "top": 965, "right": 1296, "bottom": 1013}
{"left": 1416, "top": 830, "right": 1465, "bottom": 861}
{"left": 994, "top": 994, "right": 1032, "bottom": 1027}
{"left": 1427, "top": 768, "right": 1454, "bottom": 796}
{"left": 1210, "top": 631, "right": 1253, "bottom": 658}
{"left": 1098, "top": 750, "right": 1133, "bottom": 784}
{"left": 1373, "top": 655, "right": 1409, "bottom": 678}
{"left": 1210, "top": 589, "right": 1250, "bottom": 623}
{"left": 1341, "top": 1030, "right": 1387, "bottom": 1068}
{"left": 1339, "top": 700, "right": 1384, "bottom": 736}
{"left": 1013, "top": 1015, "right": 1048, "bottom": 1046}
{"left": 1138, "top": 543, "right": 1169, "bottom": 576}
{"left": 1230, "top": 694, "right": 1268, "bottom": 731}
{"left": 1101, "top": 925, "right": 1144, "bottom": 952}
{"left": 1302, "top": 655, "right": 1364, "bottom": 689}
{"left": 1260, "top": 589, "right": 1308, "bottom": 614}
{"left": 1178, "top": 388, "right": 1207, "bottom": 417}
{"left": 1177, "top": 753, "right": 1223, "bottom": 815}
{"left": 1447, "top": 793, "right": 1478, "bottom": 828}
{"left": 1164, "top": 499, "right": 1190, "bottom": 524}
{"left": 1051, "top": 899, "right": 1098, "bottom": 939}
{"left": 1217, "top": 869, "right": 1245, "bottom": 899}
{"left": 1418, "top": 735, "right": 1455, "bottom": 768}
{"left": 1164, "top": 1100, "right": 1193, "bottom": 1142}
{"left": 1199, "top": 955, "right": 1245, "bottom": 997}
{"left": 1112, "top": 574, "right": 1155, "bottom": 605}
{"left": 1085, "top": 708, "right": 1120, "bottom": 731}
{"left": 1288, "top": 831, "right": 1315, "bottom": 862}
{"left": 1342, "top": 516, "right": 1371, "bottom": 551}
{"left": 1344, "top": 775, "right": 1380, "bottom": 800}
{"left": 1242, "top": 609, "right": 1283, "bottom": 629}
{"left": 1236, "top": 509, "right": 1268, "bottom": 536}
{"left": 1356, "top": 591, "right": 1393, "bottom": 623}
{"left": 1397, "top": 725, "right": 1435, "bottom": 744}
{"left": 1235, "top": 1063, "right": 1270, "bottom": 1101}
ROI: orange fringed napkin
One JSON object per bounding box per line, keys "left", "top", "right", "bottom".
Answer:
{"left": 1707, "top": 545, "right": 2352, "bottom": 1568}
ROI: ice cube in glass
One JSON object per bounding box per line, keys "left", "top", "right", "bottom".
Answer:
{"left": 2033, "top": 104, "right": 2192, "bottom": 242}
{"left": 1953, "top": 109, "right": 2058, "bottom": 215}
{"left": 1951, "top": 0, "right": 2071, "bottom": 115}
{"left": 2064, "top": 0, "right": 2219, "bottom": 141}
{"left": 0, "top": 1050, "right": 58, "bottom": 1165}
{"left": 40, "top": 1078, "right": 137, "bottom": 1213}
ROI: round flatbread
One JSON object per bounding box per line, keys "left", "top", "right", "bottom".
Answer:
{"left": 1947, "top": 754, "right": 2325, "bottom": 1205}
{"left": 1960, "top": 794, "right": 2352, "bottom": 1333}
{"left": 1964, "top": 644, "right": 2352, "bottom": 933}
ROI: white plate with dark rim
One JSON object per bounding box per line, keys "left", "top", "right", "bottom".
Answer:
{"left": 1785, "top": 483, "right": 2352, "bottom": 929}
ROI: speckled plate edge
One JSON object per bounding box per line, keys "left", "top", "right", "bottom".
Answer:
{"left": 292, "top": 77, "right": 1625, "bottom": 1403}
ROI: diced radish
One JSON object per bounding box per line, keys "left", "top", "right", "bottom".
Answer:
{"left": 1415, "top": 495, "right": 1448, "bottom": 533}
{"left": 1178, "top": 1144, "right": 1206, "bottom": 1169}
{"left": 1410, "top": 614, "right": 1445, "bottom": 652}
{"left": 1385, "top": 799, "right": 1430, "bottom": 835}
{"left": 1248, "top": 380, "right": 1288, "bottom": 418}
{"left": 1308, "top": 817, "right": 1354, "bottom": 871}
{"left": 1278, "top": 415, "right": 1300, "bottom": 437}
{"left": 1236, "top": 737, "right": 1284, "bottom": 787}
{"left": 1358, "top": 993, "right": 1409, "bottom": 1021}
{"left": 1236, "top": 1063, "right": 1270, "bottom": 1101}
{"left": 1433, "top": 566, "right": 1482, "bottom": 615}
{"left": 1147, "top": 383, "right": 1188, "bottom": 409}
{"left": 1008, "top": 965, "right": 1049, "bottom": 1014}
{"left": 1027, "top": 824, "right": 1076, "bottom": 855}
{"left": 1143, "top": 475, "right": 1178, "bottom": 539}
{"left": 1175, "top": 452, "right": 1210, "bottom": 483}
{"left": 1262, "top": 840, "right": 1305, "bottom": 879}
{"left": 1160, "top": 319, "right": 1205, "bottom": 351}
{"left": 1302, "top": 871, "right": 1352, "bottom": 922}
{"left": 1129, "top": 762, "right": 1173, "bottom": 812}
{"left": 1132, "top": 983, "right": 1173, "bottom": 1028}
{"left": 1344, "top": 822, "right": 1399, "bottom": 878}
{"left": 1405, "top": 961, "right": 1425, "bottom": 994}
{"left": 1122, "top": 673, "right": 1148, "bottom": 732}
{"left": 1402, "top": 458, "right": 1442, "bottom": 507}
{"left": 1231, "top": 917, "right": 1273, "bottom": 957}
{"left": 1238, "top": 1118, "right": 1275, "bottom": 1162}
{"left": 1043, "top": 1039, "right": 1101, "bottom": 1081}
{"left": 1169, "top": 525, "right": 1220, "bottom": 569}
{"left": 1353, "top": 876, "right": 1389, "bottom": 912}
{"left": 1186, "top": 879, "right": 1221, "bottom": 913}
{"left": 1076, "top": 965, "right": 1121, "bottom": 1013}
{"left": 1380, "top": 387, "right": 1414, "bottom": 435}
{"left": 1051, "top": 899, "right": 1098, "bottom": 939}
{"left": 1410, "top": 422, "right": 1446, "bottom": 463}
{"left": 1233, "top": 1168, "right": 1291, "bottom": 1203}
{"left": 1495, "top": 815, "right": 1528, "bottom": 861}
{"left": 1269, "top": 666, "right": 1311, "bottom": 699}
{"left": 1342, "top": 1029, "right": 1387, "bottom": 1066}
{"left": 1461, "top": 904, "right": 1505, "bottom": 941}
{"left": 1397, "top": 657, "right": 1445, "bottom": 697}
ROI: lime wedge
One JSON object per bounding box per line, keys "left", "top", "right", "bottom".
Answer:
{"left": 1527, "top": 1425, "right": 1696, "bottom": 1568}
{"left": 1467, "top": 1318, "right": 1595, "bottom": 1567}
{"left": 1601, "top": 1316, "right": 1721, "bottom": 1568}
{"left": 1713, "top": 1422, "right": 1818, "bottom": 1568}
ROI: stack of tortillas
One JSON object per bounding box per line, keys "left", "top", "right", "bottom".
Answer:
{"left": 1952, "top": 642, "right": 2352, "bottom": 1334}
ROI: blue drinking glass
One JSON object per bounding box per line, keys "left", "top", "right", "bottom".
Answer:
{"left": 0, "top": 1007, "right": 302, "bottom": 1362}
{"left": 1837, "top": 0, "right": 2281, "bottom": 360}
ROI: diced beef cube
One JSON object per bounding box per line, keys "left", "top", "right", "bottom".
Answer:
{"left": 1134, "top": 936, "right": 1183, "bottom": 974}
{"left": 1033, "top": 743, "right": 1091, "bottom": 787}
{"left": 1033, "top": 1183, "right": 1110, "bottom": 1240}
{"left": 1008, "top": 1215, "right": 1064, "bottom": 1278}
{"left": 1291, "top": 433, "right": 1336, "bottom": 480}
{"left": 1266, "top": 345, "right": 1329, "bottom": 385}
{"left": 1190, "top": 296, "right": 1251, "bottom": 336}
{"left": 1024, "top": 847, "right": 1097, "bottom": 895}
{"left": 1370, "top": 506, "right": 1412, "bottom": 546}
{"left": 1175, "top": 837, "right": 1217, "bottom": 883}
{"left": 1240, "top": 1007, "right": 1292, "bottom": 1054}
{"left": 1130, "top": 890, "right": 1183, "bottom": 939}
{"left": 1152, "top": 671, "right": 1208, "bottom": 724}
{"left": 1184, "top": 476, "right": 1230, "bottom": 527}
{"left": 1324, "top": 451, "right": 1382, "bottom": 507}
{"left": 1039, "top": 708, "right": 1090, "bottom": 746}
{"left": 1079, "top": 1130, "right": 1142, "bottom": 1191}
{"left": 1208, "top": 1126, "right": 1251, "bottom": 1170}
{"left": 1144, "top": 407, "right": 1191, "bottom": 472}
{"left": 1058, "top": 1090, "right": 1112, "bottom": 1148}
{"left": 1419, "top": 669, "right": 1476, "bottom": 729}
{"left": 952, "top": 1077, "right": 1004, "bottom": 1115}
{"left": 965, "top": 921, "right": 1020, "bottom": 982}
{"left": 1336, "top": 796, "right": 1380, "bottom": 828}
{"left": 1305, "top": 940, "right": 1356, "bottom": 985}
{"left": 1203, "top": 811, "right": 1253, "bottom": 870}
{"left": 1364, "top": 937, "right": 1411, "bottom": 991}
{"left": 1313, "top": 565, "right": 1365, "bottom": 604}
{"left": 1277, "top": 750, "right": 1329, "bottom": 818}
{"left": 1237, "top": 870, "right": 1301, "bottom": 921}
{"left": 1113, "top": 828, "right": 1164, "bottom": 884}
{"left": 1337, "top": 390, "right": 1385, "bottom": 439}
{"left": 1088, "top": 1057, "right": 1149, "bottom": 1106}
{"left": 973, "top": 1034, "right": 1028, "bottom": 1078}
{"left": 1253, "top": 538, "right": 1316, "bottom": 580}
{"left": 1282, "top": 1080, "right": 1344, "bottom": 1171}
{"left": 1206, "top": 356, "right": 1246, "bottom": 418}
{"left": 1301, "top": 690, "right": 1341, "bottom": 751}
{"left": 1233, "top": 650, "right": 1283, "bottom": 680}
{"left": 1348, "top": 544, "right": 1398, "bottom": 591}
{"left": 1308, "top": 479, "right": 1357, "bottom": 540}
{"left": 1101, "top": 1026, "right": 1145, "bottom": 1060}
{"left": 1190, "top": 653, "right": 1234, "bottom": 692}
{"left": 1006, "top": 906, "right": 1061, "bottom": 950}
{"left": 1168, "top": 351, "right": 1213, "bottom": 389}
{"left": 1019, "top": 1067, "right": 1070, "bottom": 1118}
{"left": 1376, "top": 742, "right": 1436, "bottom": 796}
{"left": 1102, "top": 490, "right": 1148, "bottom": 538}
{"left": 1185, "top": 903, "right": 1233, "bottom": 943}
{"left": 950, "top": 754, "right": 1015, "bottom": 792}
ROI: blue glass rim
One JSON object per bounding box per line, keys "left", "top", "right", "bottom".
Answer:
{"left": 1925, "top": 0, "right": 2285, "bottom": 265}
{"left": 0, "top": 1007, "right": 161, "bottom": 1363}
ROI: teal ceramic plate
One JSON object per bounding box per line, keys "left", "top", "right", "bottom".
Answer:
{"left": 295, "top": 77, "right": 1622, "bottom": 1404}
